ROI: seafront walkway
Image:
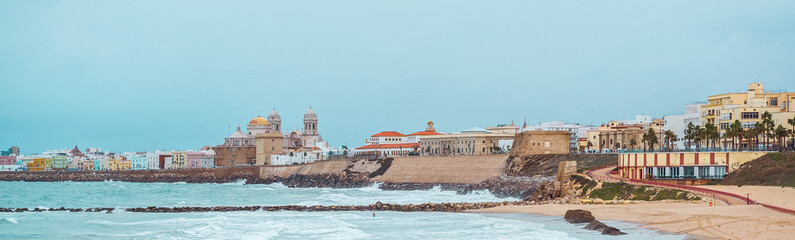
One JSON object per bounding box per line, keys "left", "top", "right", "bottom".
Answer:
{"left": 587, "top": 166, "right": 795, "bottom": 215}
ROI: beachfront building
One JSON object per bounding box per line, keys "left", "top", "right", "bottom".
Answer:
{"left": 170, "top": 151, "right": 187, "bottom": 169}
{"left": 108, "top": 157, "right": 131, "bottom": 171}
{"left": 0, "top": 156, "right": 16, "bottom": 166}
{"left": 130, "top": 154, "right": 147, "bottom": 170}
{"left": 201, "top": 150, "right": 215, "bottom": 168}
{"left": 701, "top": 83, "right": 795, "bottom": 148}
{"left": 27, "top": 158, "right": 52, "bottom": 171}
{"left": 146, "top": 151, "right": 169, "bottom": 170}
{"left": 94, "top": 157, "right": 109, "bottom": 171}
{"left": 186, "top": 152, "right": 202, "bottom": 169}
{"left": 0, "top": 156, "right": 19, "bottom": 171}
{"left": 79, "top": 159, "right": 94, "bottom": 171}
{"left": 617, "top": 152, "right": 767, "bottom": 185}
{"left": 51, "top": 154, "right": 68, "bottom": 170}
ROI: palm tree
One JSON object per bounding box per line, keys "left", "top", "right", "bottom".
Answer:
{"left": 693, "top": 125, "right": 703, "bottom": 150}
{"left": 646, "top": 128, "right": 659, "bottom": 152}
{"left": 685, "top": 122, "right": 695, "bottom": 150}
{"left": 614, "top": 142, "right": 621, "bottom": 151}
{"left": 664, "top": 130, "right": 676, "bottom": 151}
{"left": 641, "top": 133, "right": 648, "bottom": 152}
{"left": 762, "top": 112, "right": 774, "bottom": 150}
{"left": 728, "top": 120, "right": 741, "bottom": 151}
{"left": 789, "top": 116, "right": 795, "bottom": 151}
{"left": 774, "top": 125, "right": 788, "bottom": 151}
{"left": 587, "top": 141, "right": 594, "bottom": 152}
{"left": 630, "top": 138, "right": 637, "bottom": 150}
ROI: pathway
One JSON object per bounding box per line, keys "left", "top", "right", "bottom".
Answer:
{"left": 587, "top": 166, "right": 795, "bottom": 214}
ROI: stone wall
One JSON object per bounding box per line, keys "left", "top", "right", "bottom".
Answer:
{"left": 259, "top": 160, "right": 351, "bottom": 178}
{"left": 377, "top": 155, "right": 508, "bottom": 184}
{"left": 509, "top": 131, "right": 570, "bottom": 158}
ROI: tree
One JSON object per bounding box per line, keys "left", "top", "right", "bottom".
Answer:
{"left": 646, "top": 128, "right": 658, "bottom": 152}
{"left": 762, "top": 111, "right": 774, "bottom": 150}
{"left": 789, "top": 116, "right": 795, "bottom": 151}
{"left": 692, "top": 125, "right": 703, "bottom": 150}
{"left": 641, "top": 133, "right": 648, "bottom": 152}
{"left": 664, "top": 130, "right": 677, "bottom": 151}
{"left": 614, "top": 142, "right": 621, "bottom": 150}
{"left": 774, "top": 124, "right": 788, "bottom": 151}
{"left": 630, "top": 138, "right": 637, "bottom": 150}
{"left": 587, "top": 141, "right": 594, "bottom": 152}
{"left": 685, "top": 122, "right": 695, "bottom": 150}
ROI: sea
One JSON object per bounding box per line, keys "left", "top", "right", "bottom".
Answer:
{"left": 0, "top": 181, "right": 688, "bottom": 239}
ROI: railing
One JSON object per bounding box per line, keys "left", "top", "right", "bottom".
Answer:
{"left": 588, "top": 166, "right": 795, "bottom": 215}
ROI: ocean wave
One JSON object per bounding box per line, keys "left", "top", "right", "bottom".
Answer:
{"left": 1, "top": 217, "right": 18, "bottom": 224}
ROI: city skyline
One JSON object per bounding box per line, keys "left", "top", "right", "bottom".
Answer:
{"left": 2, "top": 1, "right": 795, "bottom": 153}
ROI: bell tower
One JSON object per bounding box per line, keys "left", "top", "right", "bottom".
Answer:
{"left": 303, "top": 107, "right": 318, "bottom": 136}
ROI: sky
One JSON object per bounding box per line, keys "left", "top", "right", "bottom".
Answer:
{"left": 1, "top": 0, "right": 794, "bottom": 154}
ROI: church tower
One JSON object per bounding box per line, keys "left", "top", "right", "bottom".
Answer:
{"left": 303, "top": 107, "right": 318, "bottom": 135}
{"left": 268, "top": 109, "right": 281, "bottom": 133}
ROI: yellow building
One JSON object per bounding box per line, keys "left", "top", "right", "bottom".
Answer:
{"left": 618, "top": 152, "right": 766, "bottom": 185}
{"left": 108, "top": 158, "right": 131, "bottom": 171}
{"left": 701, "top": 83, "right": 795, "bottom": 147}
{"left": 27, "top": 158, "right": 52, "bottom": 171}
{"left": 171, "top": 151, "right": 187, "bottom": 169}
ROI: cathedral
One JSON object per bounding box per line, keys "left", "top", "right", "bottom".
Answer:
{"left": 212, "top": 108, "right": 323, "bottom": 167}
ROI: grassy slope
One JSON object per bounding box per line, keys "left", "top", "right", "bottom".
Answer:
{"left": 721, "top": 152, "right": 795, "bottom": 188}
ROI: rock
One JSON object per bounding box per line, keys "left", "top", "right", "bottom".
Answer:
{"left": 584, "top": 220, "right": 608, "bottom": 231}
{"left": 601, "top": 226, "right": 626, "bottom": 235}
{"left": 564, "top": 209, "right": 594, "bottom": 223}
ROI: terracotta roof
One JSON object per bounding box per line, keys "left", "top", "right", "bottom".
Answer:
{"left": 408, "top": 131, "right": 443, "bottom": 136}
{"left": 356, "top": 143, "right": 419, "bottom": 150}
{"left": 310, "top": 146, "right": 321, "bottom": 150}
{"left": 371, "top": 131, "right": 406, "bottom": 137}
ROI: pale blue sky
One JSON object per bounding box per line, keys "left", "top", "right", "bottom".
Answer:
{"left": 1, "top": 0, "right": 794, "bottom": 153}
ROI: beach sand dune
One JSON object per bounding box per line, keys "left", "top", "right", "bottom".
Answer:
{"left": 472, "top": 202, "right": 795, "bottom": 239}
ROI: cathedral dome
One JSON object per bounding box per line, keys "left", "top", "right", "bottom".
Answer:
{"left": 249, "top": 116, "right": 269, "bottom": 126}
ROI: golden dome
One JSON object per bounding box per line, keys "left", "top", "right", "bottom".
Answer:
{"left": 249, "top": 116, "right": 269, "bottom": 126}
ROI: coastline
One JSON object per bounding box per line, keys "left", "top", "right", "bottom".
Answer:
{"left": 470, "top": 202, "right": 795, "bottom": 239}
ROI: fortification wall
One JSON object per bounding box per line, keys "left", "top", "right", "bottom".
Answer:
{"left": 377, "top": 155, "right": 508, "bottom": 184}
{"left": 259, "top": 160, "right": 351, "bottom": 178}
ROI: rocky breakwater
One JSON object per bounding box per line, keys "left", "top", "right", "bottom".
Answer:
{"left": 564, "top": 209, "right": 626, "bottom": 235}
{"left": 378, "top": 176, "right": 554, "bottom": 199}
{"left": 1, "top": 201, "right": 533, "bottom": 214}
{"left": 255, "top": 173, "right": 373, "bottom": 188}
{"left": 0, "top": 171, "right": 262, "bottom": 183}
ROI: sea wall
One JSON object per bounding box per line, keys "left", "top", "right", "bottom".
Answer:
{"left": 259, "top": 160, "right": 351, "bottom": 178}
{"left": 377, "top": 155, "right": 508, "bottom": 184}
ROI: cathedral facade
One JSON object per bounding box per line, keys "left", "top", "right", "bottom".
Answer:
{"left": 212, "top": 108, "right": 323, "bottom": 167}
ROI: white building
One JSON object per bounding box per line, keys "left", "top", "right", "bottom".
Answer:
{"left": 664, "top": 102, "right": 705, "bottom": 150}
{"left": 270, "top": 152, "right": 319, "bottom": 165}
{"left": 200, "top": 149, "right": 215, "bottom": 168}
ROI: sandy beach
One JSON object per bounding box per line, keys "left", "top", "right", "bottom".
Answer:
{"left": 697, "top": 185, "right": 795, "bottom": 209}
{"left": 471, "top": 202, "right": 795, "bottom": 239}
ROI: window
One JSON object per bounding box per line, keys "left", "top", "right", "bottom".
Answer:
{"left": 770, "top": 98, "right": 778, "bottom": 106}
{"left": 741, "top": 112, "right": 759, "bottom": 119}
